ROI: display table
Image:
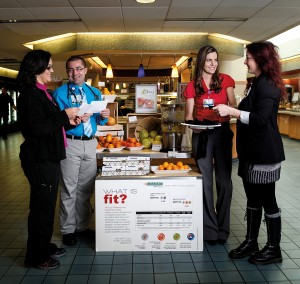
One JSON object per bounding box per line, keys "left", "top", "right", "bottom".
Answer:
{"left": 95, "top": 172, "right": 203, "bottom": 252}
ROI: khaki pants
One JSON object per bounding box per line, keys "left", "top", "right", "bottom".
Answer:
{"left": 59, "top": 138, "right": 98, "bottom": 234}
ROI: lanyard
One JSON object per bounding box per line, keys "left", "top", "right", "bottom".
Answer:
{"left": 67, "top": 83, "right": 100, "bottom": 106}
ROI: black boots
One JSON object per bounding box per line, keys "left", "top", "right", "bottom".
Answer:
{"left": 248, "top": 212, "right": 282, "bottom": 265}
{"left": 229, "top": 207, "right": 262, "bottom": 259}
{"left": 229, "top": 208, "right": 283, "bottom": 265}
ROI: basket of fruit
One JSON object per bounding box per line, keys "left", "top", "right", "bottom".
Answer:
{"left": 134, "top": 116, "right": 162, "bottom": 149}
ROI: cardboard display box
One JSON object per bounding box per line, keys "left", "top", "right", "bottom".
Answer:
{"left": 96, "top": 124, "right": 124, "bottom": 139}
{"left": 100, "top": 156, "right": 150, "bottom": 176}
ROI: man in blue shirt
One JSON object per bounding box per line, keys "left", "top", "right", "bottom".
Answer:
{"left": 53, "top": 56, "right": 110, "bottom": 246}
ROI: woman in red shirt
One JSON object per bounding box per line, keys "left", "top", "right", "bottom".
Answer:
{"left": 184, "top": 45, "right": 237, "bottom": 245}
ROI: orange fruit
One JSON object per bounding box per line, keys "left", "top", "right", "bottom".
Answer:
{"left": 166, "top": 165, "right": 173, "bottom": 170}
{"left": 176, "top": 161, "right": 183, "bottom": 167}
{"left": 158, "top": 165, "right": 164, "bottom": 170}
{"left": 96, "top": 143, "right": 102, "bottom": 149}
{"left": 172, "top": 165, "right": 179, "bottom": 170}
{"left": 128, "top": 137, "right": 137, "bottom": 143}
{"left": 163, "top": 162, "right": 169, "bottom": 169}
{"left": 183, "top": 165, "right": 189, "bottom": 169}
{"left": 106, "top": 134, "right": 113, "bottom": 143}
{"left": 107, "top": 116, "right": 116, "bottom": 126}
{"left": 107, "top": 143, "right": 115, "bottom": 148}
{"left": 98, "top": 136, "right": 105, "bottom": 143}
{"left": 112, "top": 137, "right": 119, "bottom": 145}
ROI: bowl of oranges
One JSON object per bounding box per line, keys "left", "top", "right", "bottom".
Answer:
{"left": 122, "top": 137, "right": 144, "bottom": 150}
{"left": 96, "top": 134, "right": 125, "bottom": 152}
{"left": 151, "top": 161, "right": 191, "bottom": 174}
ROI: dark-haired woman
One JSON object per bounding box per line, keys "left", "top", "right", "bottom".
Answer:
{"left": 183, "top": 45, "right": 237, "bottom": 245}
{"left": 17, "top": 49, "right": 80, "bottom": 270}
{"left": 214, "top": 41, "right": 285, "bottom": 265}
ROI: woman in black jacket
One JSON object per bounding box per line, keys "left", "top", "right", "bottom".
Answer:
{"left": 17, "top": 50, "right": 80, "bottom": 270}
{"left": 214, "top": 41, "right": 285, "bottom": 265}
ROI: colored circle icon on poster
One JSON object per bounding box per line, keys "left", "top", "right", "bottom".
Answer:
{"left": 187, "top": 233, "right": 195, "bottom": 240}
{"left": 141, "top": 233, "right": 149, "bottom": 241}
{"left": 173, "top": 233, "right": 181, "bottom": 241}
{"left": 157, "top": 233, "right": 165, "bottom": 241}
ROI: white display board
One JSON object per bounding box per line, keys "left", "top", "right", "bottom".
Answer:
{"left": 95, "top": 177, "right": 203, "bottom": 251}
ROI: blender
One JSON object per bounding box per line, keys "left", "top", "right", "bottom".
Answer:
{"left": 160, "top": 100, "right": 186, "bottom": 151}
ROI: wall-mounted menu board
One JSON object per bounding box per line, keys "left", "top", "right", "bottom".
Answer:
{"left": 135, "top": 84, "right": 157, "bottom": 114}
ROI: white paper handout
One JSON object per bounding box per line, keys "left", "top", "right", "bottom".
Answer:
{"left": 78, "top": 101, "right": 108, "bottom": 116}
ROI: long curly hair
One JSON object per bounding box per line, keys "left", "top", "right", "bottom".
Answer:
{"left": 193, "top": 45, "right": 222, "bottom": 96}
{"left": 16, "top": 49, "right": 51, "bottom": 90}
{"left": 246, "top": 41, "right": 286, "bottom": 98}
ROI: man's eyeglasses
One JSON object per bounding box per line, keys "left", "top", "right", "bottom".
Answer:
{"left": 67, "top": 67, "right": 86, "bottom": 73}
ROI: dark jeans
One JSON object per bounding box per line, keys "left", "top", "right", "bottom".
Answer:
{"left": 21, "top": 159, "right": 60, "bottom": 265}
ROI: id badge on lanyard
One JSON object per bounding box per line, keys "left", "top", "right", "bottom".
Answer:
{"left": 203, "top": 89, "right": 215, "bottom": 109}
{"left": 203, "top": 99, "right": 215, "bottom": 109}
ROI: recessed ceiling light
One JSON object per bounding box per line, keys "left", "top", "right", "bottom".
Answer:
{"left": 136, "top": 0, "right": 156, "bottom": 3}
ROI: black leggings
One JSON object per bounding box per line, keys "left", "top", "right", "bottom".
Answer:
{"left": 243, "top": 180, "right": 279, "bottom": 215}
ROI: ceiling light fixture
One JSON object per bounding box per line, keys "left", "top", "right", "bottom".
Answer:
{"left": 91, "top": 56, "right": 107, "bottom": 68}
{"left": 136, "top": 0, "right": 156, "bottom": 3}
{"left": 137, "top": 54, "right": 145, "bottom": 77}
{"left": 0, "top": 19, "right": 81, "bottom": 24}
{"left": 175, "top": 56, "right": 189, "bottom": 67}
{"left": 106, "top": 55, "right": 113, "bottom": 78}
{"left": 171, "top": 55, "right": 179, "bottom": 78}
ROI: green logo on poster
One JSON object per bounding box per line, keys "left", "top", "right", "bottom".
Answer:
{"left": 145, "top": 182, "right": 163, "bottom": 187}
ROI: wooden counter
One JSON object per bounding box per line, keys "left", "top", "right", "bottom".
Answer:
{"left": 278, "top": 110, "right": 300, "bottom": 140}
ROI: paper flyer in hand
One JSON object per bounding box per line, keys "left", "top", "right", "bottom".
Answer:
{"left": 78, "top": 101, "right": 108, "bottom": 116}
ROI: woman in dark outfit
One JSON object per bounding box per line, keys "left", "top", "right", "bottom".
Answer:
{"left": 214, "top": 41, "right": 285, "bottom": 265}
{"left": 17, "top": 50, "right": 80, "bottom": 270}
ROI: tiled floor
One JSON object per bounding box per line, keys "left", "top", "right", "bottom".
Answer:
{"left": 0, "top": 132, "right": 300, "bottom": 284}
